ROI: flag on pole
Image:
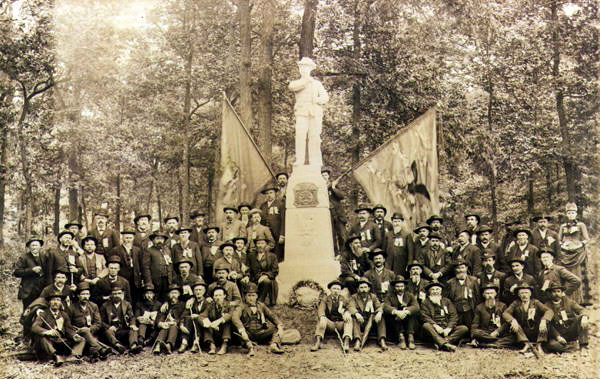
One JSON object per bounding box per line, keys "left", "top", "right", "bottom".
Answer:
{"left": 352, "top": 108, "right": 439, "bottom": 230}
{"left": 216, "top": 94, "right": 274, "bottom": 225}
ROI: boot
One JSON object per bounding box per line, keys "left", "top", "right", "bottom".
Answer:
{"left": 114, "top": 343, "right": 126, "bottom": 355}
{"left": 130, "top": 343, "right": 143, "bottom": 354}
{"left": 443, "top": 343, "right": 457, "bottom": 352}
{"left": 217, "top": 340, "right": 228, "bottom": 355}
{"left": 311, "top": 336, "right": 322, "bottom": 352}
{"left": 408, "top": 334, "right": 416, "bottom": 350}
{"left": 518, "top": 342, "right": 531, "bottom": 354}
{"left": 398, "top": 334, "right": 407, "bottom": 350}
{"left": 343, "top": 337, "right": 350, "bottom": 353}
{"left": 380, "top": 338, "right": 388, "bottom": 351}
{"left": 208, "top": 343, "right": 217, "bottom": 355}
{"left": 247, "top": 342, "right": 255, "bottom": 357}
{"left": 165, "top": 342, "right": 172, "bottom": 354}
{"left": 354, "top": 339, "right": 362, "bottom": 351}
{"left": 53, "top": 354, "right": 64, "bottom": 367}
{"left": 177, "top": 339, "right": 188, "bottom": 354}
{"left": 153, "top": 342, "right": 161, "bottom": 355}
{"left": 190, "top": 341, "right": 201, "bottom": 354}
{"left": 270, "top": 342, "right": 284, "bottom": 354}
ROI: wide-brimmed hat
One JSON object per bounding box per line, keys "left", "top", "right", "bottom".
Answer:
{"left": 507, "top": 257, "right": 526, "bottom": 266}
{"left": 407, "top": 261, "right": 424, "bottom": 271}
{"left": 143, "top": 283, "right": 155, "bottom": 292}
{"left": 76, "top": 282, "right": 91, "bottom": 293}
{"left": 455, "top": 226, "right": 472, "bottom": 237}
{"left": 476, "top": 224, "right": 493, "bottom": 234}
{"left": 176, "top": 225, "right": 194, "bottom": 234}
{"left": 391, "top": 275, "right": 408, "bottom": 285}
{"left": 426, "top": 214, "right": 444, "bottom": 225}
{"left": 357, "top": 277, "right": 372, "bottom": 289}
{"left": 248, "top": 208, "right": 263, "bottom": 217}
{"left": 108, "top": 255, "right": 122, "bottom": 265}
{"left": 232, "top": 236, "right": 248, "bottom": 245}
{"left": 354, "top": 203, "right": 373, "bottom": 214}
{"left": 413, "top": 224, "right": 432, "bottom": 234}
{"left": 44, "top": 290, "right": 65, "bottom": 300}
{"left": 531, "top": 214, "right": 553, "bottom": 223}
{"left": 537, "top": 248, "right": 555, "bottom": 257}
{"left": 512, "top": 226, "right": 532, "bottom": 238}
{"left": 372, "top": 204, "right": 387, "bottom": 215}
{"left": 191, "top": 278, "right": 207, "bottom": 290}
{"left": 275, "top": 171, "right": 289, "bottom": 179}
{"left": 203, "top": 225, "right": 220, "bottom": 234}
{"left": 81, "top": 236, "right": 98, "bottom": 245}
{"left": 26, "top": 236, "right": 44, "bottom": 248}
{"left": 464, "top": 212, "right": 481, "bottom": 223}
{"left": 481, "top": 284, "right": 499, "bottom": 294}
{"left": 260, "top": 183, "right": 279, "bottom": 194}
{"left": 190, "top": 210, "right": 206, "bottom": 219}
{"left": 134, "top": 213, "right": 151, "bottom": 223}
{"left": 220, "top": 241, "right": 236, "bottom": 251}
{"left": 345, "top": 234, "right": 361, "bottom": 248}
{"left": 390, "top": 212, "right": 404, "bottom": 221}
{"left": 327, "top": 279, "right": 344, "bottom": 290}
{"left": 549, "top": 282, "right": 565, "bottom": 291}
{"left": 514, "top": 282, "right": 534, "bottom": 293}
{"left": 64, "top": 220, "right": 83, "bottom": 229}
{"left": 213, "top": 261, "right": 230, "bottom": 273}
{"left": 121, "top": 226, "right": 136, "bottom": 235}
{"left": 149, "top": 229, "right": 168, "bottom": 240}
{"left": 368, "top": 248, "right": 387, "bottom": 260}
{"left": 246, "top": 282, "right": 258, "bottom": 294}
{"left": 57, "top": 230, "right": 75, "bottom": 240}
{"left": 175, "top": 258, "right": 194, "bottom": 268}
{"left": 428, "top": 232, "right": 442, "bottom": 241}
{"left": 237, "top": 203, "right": 252, "bottom": 212}
{"left": 168, "top": 283, "right": 181, "bottom": 293}
{"left": 163, "top": 215, "right": 179, "bottom": 224}
{"left": 223, "top": 205, "right": 239, "bottom": 213}
{"left": 425, "top": 281, "right": 444, "bottom": 291}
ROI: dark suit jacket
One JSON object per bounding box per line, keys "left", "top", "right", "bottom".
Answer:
{"left": 317, "top": 294, "right": 350, "bottom": 321}
{"left": 200, "top": 301, "right": 233, "bottom": 323}
{"left": 95, "top": 276, "right": 132, "bottom": 304}
{"left": 348, "top": 220, "right": 382, "bottom": 252}
{"left": 69, "top": 300, "right": 102, "bottom": 334}
{"left": 446, "top": 275, "right": 480, "bottom": 312}
{"left": 339, "top": 249, "right": 371, "bottom": 278}
{"left": 31, "top": 309, "right": 76, "bottom": 339}
{"left": 143, "top": 246, "right": 174, "bottom": 287}
{"left": 384, "top": 230, "right": 414, "bottom": 275}
{"left": 451, "top": 243, "right": 482, "bottom": 276}
{"left": 406, "top": 278, "right": 430, "bottom": 302}
{"left": 111, "top": 245, "right": 144, "bottom": 288}
{"left": 259, "top": 199, "right": 286, "bottom": 239}
{"left": 418, "top": 246, "right": 452, "bottom": 280}
{"left": 156, "top": 301, "right": 186, "bottom": 323}
{"left": 537, "top": 264, "right": 581, "bottom": 302}
{"left": 14, "top": 252, "right": 47, "bottom": 300}
{"left": 502, "top": 299, "right": 554, "bottom": 329}
{"left": 472, "top": 301, "right": 507, "bottom": 333}
{"left": 420, "top": 297, "right": 458, "bottom": 329}
{"left": 45, "top": 247, "right": 84, "bottom": 286}
{"left": 477, "top": 241, "right": 503, "bottom": 270}
{"left": 190, "top": 226, "right": 207, "bottom": 245}
{"left": 201, "top": 241, "right": 224, "bottom": 269}
{"left": 383, "top": 292, "right": 419, "bottom": 315}
{"left": 545, "top": 297, "right": 585, "bottom": 338}
{"left": 506, "top": 243, "right": 540, "bottom": 277}
{"left": 246, "top": 224, "right": 276, "bottom": 253}
{"left": 87, "top": 228, "right": 120, "bottom": 259}
{"left": 348, "top": 293, "right": 383, "bottom": 316}
{"left": 530, "top": 228, "right": 559, "bottom": 257}
{"left": 373, "top": 219, "right": 394, "bottom": 247}
{"left": 100, "top": 299, "right": 136, "bottom": 329}
{"left": 364, "top": 267, "right": 396, "bottom": 299}
{"left": 171, "top": 241, "right": 204, "bottom": 278}
{"left": 232, "top": 301, "right": 281, "bottom": 331}
{"left": 247, "top": 251, "right": 279, "bottom": 282}
{"left": 501, "top": 273, "right": 537, "bottom": 305}
{"left": 133, "top": 230, "right": 152, "bottom": 251}
{"left": 327, "top": 186, "right": 347, "bottom": 224}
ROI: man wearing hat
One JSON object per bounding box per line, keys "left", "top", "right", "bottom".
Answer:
{"left": 219, "top": 206, "right": 247, "bottom": 242}
{"left": 164, "top": 215, "right": 180, "bottom": 249}
{"left": 95, "top": 255, "right": 132, "bottom": 306}
{"left": 199, "top": 286, "right": 234, "bottom": 355}
{"left": 14, "top": 236, "right": 48, "bottom": 311}
{"left": 79, "top": 236, "right": 108, "bottom": 294}
{"left": 339, "top": 234, "right": 372, "bottom": 294}
{"left": 232, "top": 282, "right": 285, "bottom": 356}
{"left": 502, "top": 282, "right": 553, "bottom": 357}
{"left": 182, "top": 278, "right": 210, "bottom": 353}
{"left": 420, "top": 281, "right": 468, "bottom": 352}
{"left": 348, "top": 277, "right": 387, "bottom": 351}
{"left": 133, "top": 212, "right": 152, "bottom": 250}
{"left": 135, "top": 283, "right": 161, "bottom": 347}
{"left": 405, "top": 260, "right": 430, "bottom": 304}
{"left": 311, "top": 279, "right": 352, "bottom": 352}
{"left": 506, "top": 226, "right": 540, "bottom": 277}
{"left": 173, "top": 257, "right": 201, "bottom": 301}
{"left": 46, "top": 230, "right": 83, "bottom": 287}
{"left": 31, "top": 290, "right": 85, "bottom": 366}
{"left": 412, "top": 223, "right": 432, "bottom": 262}
{"left": 39, "top": 269, "right": 74, "bottom": 310}
{"left": 544, "top": 282, "right": 589, "bottom": 353}
{"left": 471, "top": 284, "right": 511, "bottom": 347}
{"left": 153, "top": 284, "right": 189, "bottom": 354}
{"left": 200, "top": 225, "right": 223, "bottom": 284}
{"left": 64, "top": 219, "right": 84, "bottom": 248}
{"left": 189, "top": 210, "right": 207, "bottom": 245}
{"left": 426, "top": 214, "right": 451, "bottom": 252}
{"left": 385, "top": 212, "right": 414, "bottom": 276}
{"left": 476, "top": 225, "right": 503, "bottom": 270}
{"left": 530, "top": 214, "right": 559, "bottom": 256}
{"left": 87, "top": 211, "right": 120, "bottom": 259}
{"left": 372, "top": 204, "right": 393, "bottom": 240}
{"left": 246, "top": 208, "right": 276, "bottom": 253}
{"left": 418, "top": 232, "right": 452, "bottom": 283}
{"left": 143, "top": 229, "right": 174, "bottom": 302}
{"left": 172, "top": 225, "right": 204, "bottom": 278}
{"left": 258, "top": 184, "right": 286, "bottom": 262}
{"left": 69, "top": 282, "right": 109, "bottom": 360}
{"left": 100, "top": 282, "right": 140, "bottom": 354}
{"left": 322, "top": 166, "right": 347, "bottom": 256}
{"left": 452, "top": 227, "right": 482, "bottom": 277}
{"left": 501, "top": 257, "right": 537, "bottom": 305}
{"left": 349, "top": 204, "right": 382, "bottom": 255}
{"left": 110, "top": 227, "right": 143, "bottom": 307}
{"left": 464, "top": 211, "right": 481, "bottom": 245}
{"left": 446, "top": 257, "right": 480, "bottom": 329}
{"left": 537, "top": 249, "right": 580, "bottom": 303}
{"left": 208, "top": 261, "right": 242, "bottom": 307}
{"left": 478, "top": 250, "right": 505, "bottom": 291}
{"left": 237, "top": 203, "right": 252, "bottom": 230}
{"left": 365, "top": 249, "right": 396, "bottom": 301}
{"left": 214, "top": 240, "right": 249, "bottom": 293}
{"left": 383, "top": 275, "right": 419, "bottom": 349}
{"left": 248, "top": 237, "right": 279, "bottom": 305}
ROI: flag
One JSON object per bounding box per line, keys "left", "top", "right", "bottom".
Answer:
{"left": 216, "top": 95, "right": 274, "bottom": 226}
{"left": 352, "top": 108, "right": 439, "bottom": 230}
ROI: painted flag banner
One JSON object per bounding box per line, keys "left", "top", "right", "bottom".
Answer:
{"left": 352, "top": 108, "right": 439, "bottom": 230}
{"left": 216, "top": 95, "right": 274, "bottom": 225}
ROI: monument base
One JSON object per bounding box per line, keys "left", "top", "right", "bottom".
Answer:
{"left": 278, "top": 165, "right": 340, "bottom": 304}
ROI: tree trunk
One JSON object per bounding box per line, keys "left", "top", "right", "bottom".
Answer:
{"left": 177, "top": 172, "right": 183, "bottom": 223}
{"left": 485, "top": 77, "right": 498, "bottom": 231}
{"left": 546, "top": 164, "right": 552, "bottom": 204}
{"left": 181, "top": 1, "right": 194, "bottom": 227}
{"left": 527, "top": 175, "right": 535, "bottom": 217}
{"left": 239, "top": 0, "right": 253, "bottom": 131}
{"left": 550, "top": 0, "right": 577, "bottom": 202}
{"left": 54, "top": 182, "right": 61, "bottom": 234}
{"left": 258, "top": 0, "right": 274, "bottom": 164}
{"left": 80, "top": 185, "right": 89, "bottom": 232}
{"left": 207, "top": 165, "right": 214, "bottom": 222}
{"left": 299, "top": 0, "right": 317, "bottom": 59}
{"left": 115, "top": 174, "right": 121, "bottom": 231}
{"left": 157, "top": 189, "right": 163, "bottom": 229}
{"left": 146, "top": 179, "right": 154, "bottom": 214}
{"left": 0, "top": 87, "right": 12, "bottom": 247}
{"left": 350, "top": 0, "right": 362, "bottom": 207}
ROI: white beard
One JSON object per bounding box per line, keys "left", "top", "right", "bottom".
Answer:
{"left": 429, "top": 295, "right": 442, "bottom": 305}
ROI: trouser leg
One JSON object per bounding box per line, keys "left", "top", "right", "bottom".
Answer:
{"left": 314, "top": 317, "right": 328, "bottom": 339}
{"left": 422, "top": 323, "right": 447, "bottom": 346}
{"left": 104, "top": 328, "right": 119, "bottom": 346}
{"left": 166, "top": 325, "right": 179, "bottom": 346}
{"left": 376, "top": 319, "right": 387, "bottom": 340}
{"left": 78, "top": 329, "right": 100, "bottom": 353}
{"left": 258, "top": 279, "right": 273, "bottom": 304}
{"left": 447, "top": 325, "right": 469, "bottom": 344}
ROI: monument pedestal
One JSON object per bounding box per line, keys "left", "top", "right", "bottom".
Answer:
{"left": 278, "top": 164, "right": 340, "bottom": 304}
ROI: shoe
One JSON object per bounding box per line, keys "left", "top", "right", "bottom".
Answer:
{"left": 532, "top": 344, "right": 543, "bottom": 359}
{"left": 144, "top": 338, "right": 154, "bottom": 347}
{"left": 217, "top": 341, "right": 228, "bottom": 355}
{"left": 269, "top": 343, "right": 284, "bottom": 354}
{"left": 311, "top": 336, "right": 321, "bottom": 352}
{"left": 208, "top": 343, "right": 217, "bottom": 355}
{"left": 343, "top": 337, "right": 350, "bottom": 353}
{"left": 178, "top": 340, "right": 188, "bottom": 354}
{"left": 165, "top": 343, "right": 172, "bottom": 354}
{"left": 398, "top": 335, "right": 407, "bottom": 350}
{"left": 354, "top": 339, "right": 361, "bottom": 352}
{"left": 189, "top": 342, "right": 201, "bottom": 354}
{"left": 114, "top": 343, "right": 126, "bottom": 355}
{"left": 153, "top": 342, "right": 161, "bottom": 355}
{"left": 53, "top": 354, "right": 64, "bottom": 367}
{"left": 130, "top": 343, "right": 142, "bottom": 354}
{"left": 380, "top": 339, "right": 388, "bottom": 351}
{"left": 408, "top": 334, "right": 416, "bottom": 350}
{"left": 518, "top": 343, "right": 531, "bottom": 354}
{"left": 443, "top": 343, "right": 457, "bottom": 352}
{"left": 247, "top": 343, "right": 255, "bottom": 356}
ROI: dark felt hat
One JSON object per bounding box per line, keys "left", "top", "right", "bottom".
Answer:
{"left": 134, "top": 213, "right": 152, "bottom": 223}
{"left": 368, "top": 248, "right": 387, "bottom": 260}
{"left": 476, "top": 224, "right": 494, "bottom": 234}
{"left": 175, "top": 257, "right": 194, "bottom": 268}
{"left": 354, "top": 203, "right": 373, "bottom": 214}
{"left": 391, "top": 212, "right": 404, "bottom": 221}
{"left": 57, "top": 230, "right": 75, "bottom": 240}
{"left": 237, "top": 203, "right": 252, "bottom": 212}
{"left": 77, "top": 282, "right": 91, "bottom": 293}
{"left": 327, "top": 279, "right": 344, "bottom": 290}
{"left": 26, "top": 236, "right": 44, "bottom": 248}
{"left": 223, "top": 205, "right": 239, "bottom": 213}
{"left": 426, "top": 214, "right": 444, "bottom": 225}
{"left": 203, "top": 225, "right": 220, "bottom": 234}
{"left": 372, "top": 204, "right": 387, "bottom": 215}
{"left": 391, "top": 275, "right": 408, "bottom": 285}
{"left": 425, "top": 281, "right": 444, "bottom": 291}
{"left": 149, "top": 229, "right": 168, "bottom": 240}
{"left": 64, "top": 220, "right": 83, "bottom": 229}
{"left": 220, "top": 241, "right": 236, "bottom": 251}
{"left": 163, "top": 215, "right": 179, "bottom": 224}
{"left": 190, "top": 210, "right": 206, "bottom": 219}
{"left": 81, "top": 236, "right": 97, "bottom": 245}
{"left": 407, "top": 260, "right": 424, "bottom": 271}
{"left": 413, "top": 224, "right": 432, "bottom": 234}
{"left": 176, "top": 225, "right": 194, "bottom": 234}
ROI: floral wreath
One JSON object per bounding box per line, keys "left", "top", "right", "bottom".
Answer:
{"left": 288, "top": 280, "right": 326, "bottom": 309}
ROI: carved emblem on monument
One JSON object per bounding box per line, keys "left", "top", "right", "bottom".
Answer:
{"left": 293, "top": 182, "right": 319, "bottom": 208}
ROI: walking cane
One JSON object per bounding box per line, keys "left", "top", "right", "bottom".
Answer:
{"left": 333, "top": 327, "right": 347, "bottom": 356}
{"left": 360, "top": 314, "right": 374, "bottom": 350}
{"left": 190, "top": 314, "right": 203, "bottom": 354}
{"left": 40, "top": 316, "right": 74, "bottom": 354}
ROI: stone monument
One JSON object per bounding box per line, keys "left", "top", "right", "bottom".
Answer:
{"left": 278, "top": 57, "right": 340, "bottom": 304}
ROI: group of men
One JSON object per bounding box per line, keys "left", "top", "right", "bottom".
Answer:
{"left": 317, "top": 203, "right": 590, "bottom": 357}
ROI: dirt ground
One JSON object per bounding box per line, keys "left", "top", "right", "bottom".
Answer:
{"left": 1, "top": 242, "right": 599, "bottom": 378}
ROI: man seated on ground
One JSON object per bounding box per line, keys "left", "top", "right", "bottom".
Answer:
{"left": 69, "top": 282, "right": 110, "bottom": 361}
{"left": 536, "top": 249, "right": 581, "bottom": 304}
{"left": 420, "top": 281, "right": 468, "bottom": 352}
{"left": 100, "top": 283, "right": 140, "bottom": 355}
{"left": 545, "top": 282, "right": 589, "bottom": 354}
{"left": 471, "top": 284, "right": 511, "bottom": 348}
{"left": 232, "top": 283, "right": 284, "bottom": 356}
{"left": 31, "top": 291, "right": 85, "bottom": 366}
{"left": 183, "top": 278, "right": 210, "bottom": 353}
{"left": 501, "top": 257, "right": 537, "bottom": 306}
{"left": 311, "top": 279, "right": 352, "bottom": 353}
{"left": 247, "top": 237, "right": 279, "bottom": 306}
{"left": 200, "top": 286, "right": 233, "bottom": 355}
{"left": 208, "top": 261, "right": 242, "bottom": 307}
{"left": 135, "top": 283, "right": 160, "bottom": 347}
{"left": 348, "top": 277, "right": 387, "bottom": 352}
{"left": 339, "top": 235, "right": 372, "bottom": 294}
{"left": 502, "top": 283, "right": 553, "bottom": 357}
{"left": 364, "top": 249, "right": 395, "bottom": 301}
{"left": 153, "top": 284, "right": 189, "bottom": 354}
{"left": 383, "top": 275, "right": 419, "bottom": 350}
{"left": 446, "top": 258, "right": 480, "bottom": 330}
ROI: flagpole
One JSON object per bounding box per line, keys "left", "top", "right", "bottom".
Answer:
{"left": 221, "top": 92, "right": 276, "bottom": 180}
